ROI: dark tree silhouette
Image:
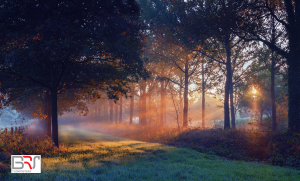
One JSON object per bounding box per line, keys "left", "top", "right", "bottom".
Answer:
{"left": 0, "top": 0, "right": 146, "bottom": 147}
{"left": 236, "top": 0, "right": 299, "bottom": 132}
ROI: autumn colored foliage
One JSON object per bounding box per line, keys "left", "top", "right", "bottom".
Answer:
{"left": 0, "top": 128, "right": 68, "bottom": 172}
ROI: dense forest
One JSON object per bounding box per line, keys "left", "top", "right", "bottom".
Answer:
{"left": 0, "top": 0, "right": 299, "bottom": 145}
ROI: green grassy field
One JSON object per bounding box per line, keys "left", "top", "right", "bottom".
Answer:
{"left": 3, "top": 126, "right": 300, "bottom": 181}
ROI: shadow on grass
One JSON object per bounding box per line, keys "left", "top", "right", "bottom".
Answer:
{"left": 3, "top": 126, "right": 300, "bottom": 181}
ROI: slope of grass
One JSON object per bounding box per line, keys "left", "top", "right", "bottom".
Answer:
{"left": 2, "top": 126, "right": 300, "bottom": 181}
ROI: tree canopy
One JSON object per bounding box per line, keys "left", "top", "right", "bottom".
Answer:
{"left": 0, "top": 0, "right": 147, "bottom": 146}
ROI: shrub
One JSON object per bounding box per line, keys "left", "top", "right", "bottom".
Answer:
{"left": 0, "top": 163, "right": 6, "bottom": 173}
{"left": 266, "top": 132, "right": 300, "bottom": 167}
{"left": 0, "top": 128, "right": 68, "bottom": 164}
{"left": 166, "top": 128, "right": 300, "bottom": 168}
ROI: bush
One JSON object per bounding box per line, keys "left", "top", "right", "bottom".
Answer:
{"left": 0, "top": 128, "right": 68, "bottom": 165}
{"left": 166, "top": 128, "right": 300, "bottom": 168}
{"left": 0, "top": 163, "right": 6, "bottom": 174}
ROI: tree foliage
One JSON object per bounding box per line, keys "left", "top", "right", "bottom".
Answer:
{"left": 0, "top": 0, "right": 146, "bottom": 146}
{"left": 238, "top": 0, "right": 300, "bottom": 132}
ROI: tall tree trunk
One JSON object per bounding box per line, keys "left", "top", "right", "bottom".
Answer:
{"left": 42, "top": 92, "right": 47, "bottom": 135}
{"left": 95, "top": 101, "right": 98, "bottom": 118}
{"left": 109, "top": 99, "right": 113, "bottom": 122}
{"left": 164, "top": 83, "right": 167, "bottom": 124}
{"left": 130, "top": 94, "right": 134, "bottom": 124}
{"left": 183, "top": 60, "right": 189, "bottom": 127}
{"left": 43, "top": 90, "right": 52, "bottom": 137}
{"left": 160, "top": 80, "right": 165, "bottom": 125}
{"left": 285, "top": 0, "right": 300, "bottom": 132}
{"left": 98, "top": 100, "right": 105, "bottom": 120}
{"left": 103, "top": 99, "right": 107, "bottom": 121}
{"left": 230, "top": 82, "right": 236, "bottom": 129}
{"left": 269, "top": 16, "right": 277, "bottom": 132}
{"left": 224, "top": 34, "right": 231, "bottom": 130}
{"left": 139, "top": 87, "right": 142, "bottom": 124}
{"left": 202, "top": 60, "right": 205, "bottom": 128}
{"left": 115, "top": 101, "right": 118, "bottom": 122}
{"left": 271, "top": 51, "right": 277, "bottom": 132}
{"left": 179, "top": 76, "right": 183, "bottom": 127}
{"left": 51, "top": 88, "right": 59, "bottom": 147}
{"left": 119, "top": 96, "right": 123, "bottom": 122}
{"left": 287, "top": 37, "right": 300, "bottom": 132}
{"left": 260, "top": 109, "right": 263, "bottom": 124}
{"left": 140, "top": 80, "right": 147, "bottom": 125}
{"left": 148, "top": 91, "right": 152, "bottom": 123}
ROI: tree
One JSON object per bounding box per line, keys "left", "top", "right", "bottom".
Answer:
{"left": 166, "top": 0, "right": 254, "bottom": 129}
{"left": 239, "top": 72, "right": 272, "bottom": 124}
{"left": 239, "top": 0, "right": 300, "bottom": 132}
{"left": 109, "top": 99, "right": 114, "bottom": 123}
{"left": 139, "top": 79, "right": 147, "bottom": 125}
{"left": 159, "top": 43, "right": 200, "bottom": 127}
{"left": 196, "top": 56, "right": 221, "bottom": 128}
{"left": 0, "top": 0, "right": 146, "bottom": 147}
{"left": 254, "top": 44, "right": 286, "bottom": 131}
{"left": 139, "top": 0, "right": 177, "bottom": 126}
{"left": 119, "top": 96, "right": 123, "bottom": 123}
{"left": 194, "top": 37, "right": 253, "bottom": 130}
{"left": 129, "top": 83, "right": 137, "bottom": 124}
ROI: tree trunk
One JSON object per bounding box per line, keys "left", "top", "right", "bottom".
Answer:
{"left": 43, "top": 90, "right": 52, "bottom": 137}
{"left": 160, "top": 80, "right": 165, "bottom": 125}
{"left": 98, "top": 101, "right": 101, "bottom": 118}
{"left": 139, "top": 87, "right": 142, "bottom": 124}
{"left": 170, "top": 85, "right": 180, "bottom": 128}
{"left": 164, "top": 83, "right": 167, "bottom": 124}
{"left": 93, "top": 101, "right": 97, "bottom": 118}
{"left": 260, "top": 109, "right": 263, "bottom": 124}
{"left": 103, "top": 99, "right": 108, "bottom": 121}
{"left": 230, "top": 82, "right": 236, "bottom": 129}
{"left": 109, "top": 99, "right": 113, "bottom": 122}
{"left": 148, "top": 91, "right": 152, "bottom": 123}
{"left": 183, "top": 60, "right": 189, "bottom": 127}
{"left": 271, "top": 51, "right": 277, "bottom": 132}
{"left": 286, "top": 1, "right": 300, "bottom": 132}
{"left": 51, "top": 88, "right": 59, "bottom": 147}
{"left": 224, "top": 78, "right": 230, "bottom": 129}
{"left": 119, "top": 96, "right": 123, "bottom": 122}
{"left": 287, "top": 41, "right": 300, "bottom": 132}
{"left": 202, "top": 60, "right": 205, "bottom": 128}
{"left": 140, "top": 80, "right": 147, "bottom": 125}
{"left": 179, "top": 76, "right": 183, "bottom": 127}
{"left": 42, "top": 92, "right": 47, "bottom": 135}
{"left": 95, "top": 101, "right": 98, "bottom": 118}
{"left": 115, "top": 101, "right": 118, "bottom": 122}
{"left": 130, "top": 94, "right": 134, "bottom": 124}
{"left": 224, "top": 34, "right": 231, "bottom": 130}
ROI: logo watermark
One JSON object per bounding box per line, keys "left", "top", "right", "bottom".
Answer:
{"left": 11, "top": 155, "right": 41, "bottom": 173}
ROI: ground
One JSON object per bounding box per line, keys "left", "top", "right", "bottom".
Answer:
{"left": 1, "top": 126, "right": 300, "bottom": 180}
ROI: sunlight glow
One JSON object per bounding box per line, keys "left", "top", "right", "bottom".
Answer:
{"left": 252, "top": 86, "right": 258, "bottom": 99}
{"left": 252, "top": 87, "right": 257, "bottom": 95}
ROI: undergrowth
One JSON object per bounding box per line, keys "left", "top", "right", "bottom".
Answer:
{"left": 81, "top": 123, "right": 300, "bottom": 169}
{"left": 3, "top": 126, "right": 300, "bottom": 181}
{"left": 0, "top": 128, "right": 69, "bottom": 173}
{"left": 167, "top": 128, "right": 300, "bottom": 169}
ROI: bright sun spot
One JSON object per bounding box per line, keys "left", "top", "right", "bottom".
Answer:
{"left": 252, "top": 87, "right": 257, "bottom": 95}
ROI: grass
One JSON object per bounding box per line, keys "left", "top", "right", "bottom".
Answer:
{"left": 1, "top": 126, "right": 300, "bottom": 180}
{"left": 168, "top": 128, "right": 300, "bottom": 168}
